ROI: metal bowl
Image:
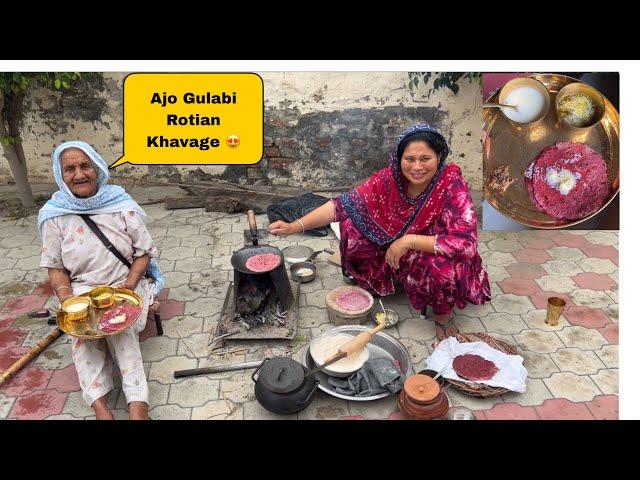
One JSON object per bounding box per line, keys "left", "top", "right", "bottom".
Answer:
{"left": 370, "top": 304, "right": 401, "bottom": 328}
{"left": 61, "top": 296, "right": 91, "bottom": 322}
{"left": 555, "top": 82, "right": 605, "bottom": 130}
{"left": 302, "top": 325, "right": 413, "bottom": 402}
{"left": 282, "top": 245, "right": 315, "bottom": 265}
{"left": 290, "top": 261, "right": 316, "bottom": 283}
{"left": 89, "top": 286, "right": 115, "bottom": 309}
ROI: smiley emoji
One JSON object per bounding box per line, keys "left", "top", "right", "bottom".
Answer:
{"left": 226, "top": 134, "right": 240, "bottom": 148}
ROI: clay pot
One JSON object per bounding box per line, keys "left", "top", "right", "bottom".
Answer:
{"left": 398, "top": 373, "right": 449, "bottom": 420}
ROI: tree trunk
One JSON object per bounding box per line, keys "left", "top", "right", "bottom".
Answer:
{"left": 0, "top": 92, "right": 36, "bottom": 211}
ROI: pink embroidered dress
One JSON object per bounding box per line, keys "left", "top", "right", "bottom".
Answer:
{"left": 332, "top": 125, "right": 491, "bottom": 315}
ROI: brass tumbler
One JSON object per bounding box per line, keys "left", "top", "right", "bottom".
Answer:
{"left": 545, "top": 297, "right": 566, "bottom": 326}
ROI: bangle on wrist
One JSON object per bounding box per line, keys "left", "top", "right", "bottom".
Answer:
{"left": 295, "top": 219, "right": 305, "bottom": 234}
{"left": 55, "top": 285, "right": 71, "bottom": 293}
{"left": 412, "top": 234, "right": 417, "bottom": 250}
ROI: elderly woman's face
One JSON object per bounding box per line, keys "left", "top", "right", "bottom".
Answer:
{"left": 400, "top": 141, "right": 440, "bottom": 189}
{"left": 60, "top": 148, "right": 99, "bottom": 198}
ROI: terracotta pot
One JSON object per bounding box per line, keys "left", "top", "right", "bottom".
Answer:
{"left": 397, "top": 374, "right": 449, "bottom": 420}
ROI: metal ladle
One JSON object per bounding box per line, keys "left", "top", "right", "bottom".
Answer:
{"left": 483, "top": 103, "right": 518, "bottom": 110}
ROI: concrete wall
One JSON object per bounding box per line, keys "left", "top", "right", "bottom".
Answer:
{"left": 0, "top": 72, "right": 482, "bottom": 192}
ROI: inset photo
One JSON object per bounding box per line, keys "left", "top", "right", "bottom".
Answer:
{"left": 482, "top": 73, "right": 619, "bottom": 230}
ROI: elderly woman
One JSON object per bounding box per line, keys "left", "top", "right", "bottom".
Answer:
{"left": 269, "top": 124, "right": 490, "bottom": 340}
{"left": 38, "top": 141, "right": 163, "bottom": 420}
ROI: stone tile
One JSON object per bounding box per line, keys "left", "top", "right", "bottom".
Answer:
{"left": 529, "top": 291, "right": 574, "bottom": 310}
{"left": 9, "top": 390, "right": 67, "bottom": 420}
{"left": 557, "top": 326, "right": 608, "bottom": 350}
{"left": 167, "top": 284, "right": 208, "bottom": 302}
{"left": 480, "top": 312, "right": 527, "bottom": 335}
{"left": 0, "top": 394, "right": 15, "bottom": 419}
{"left": 501, "top": 378, "right": 553, "bottom": 407}
{"left": 497, "top": 278, "right": 540, "bottom": 296}
{"left": 598, "top": 324, "right": 618, "bottom": 344}
{"left": 161, "top": 246, "right": 196, "bottom": 262}
{"left": 6, "top": 245, "right": 42, "bottom": 259}
{"left": 563, "top": 307, "right": 611, "bottom": 329}
{"left": 483, "top": 403, "right": 540, "bottom": 420}
{"left": 243, "top": 400, "right": 296, "bottom": 420}
{"left": 570, "top": 289, "right": 614, "bottom": 308}
{"left": 572, "top": 272, "right": 617, "bottom": 291}
{"left": 514, "top": 330, "right": 564, "bottom": 354}
{"left": 149, "top": 404, "right": 192, "bottom": 420}
{"left": 590, "top": 369, "right": 618, "bottom": 395}
{"left": 585, "top": 395, "right": 618, "bottom": 420}
{"left": 576, "top": 258, "right": 617, "bottom": 274}
{"left": 2, "top": 366, "right": 53, "bottom": 397}
{"left": 520, "top": 350, "right": 560, "bottom": 378}
{"left": 0, "top": 234, "right": 36, "bottom": 249}
{"left": 402, "top": 338, "right": 431, "bottom": 368}
{"left": 220, "top": 371, "right": 256, "bottom": 404}
{"left": 487, "top": 238, "right": 522, "bottom": 253}
{"left": 175, "top": 257, "right": 213, "bottom": 273}
{"left": 482, "top": 251, "right": 517, "bottom": 267}
{"left": 161, "top": 315, "right": 204, "bottom": 338}
{"left": 168, "top": 376, "right": 220, "bottom": 407}
{"left": 490, "top": 282, "right": 503, "bottom": 295}
{"left": 585, "top": 231, "right": 618, "bottom": 246}
{"left": 606, "top": 288, "right": 618, "bottom": 304}
{"left": 550, "top": 233, "right": 591, "bottom": 248}
{"left": 157, "top": 258, "right": 175, "bottom": 273}
{"left": 47, "top": 365, "right": 81, "bottom": 393}
{"left": 154, "top": 236, "right": 182, "bottom": 249}
{"left": 455, "top": 302, "right": 495, "bottom": 318}
{"left": 0, "top": 345, "right": 30, "bottom": 370}
{"left": 181, "top": 235, "right": 215, "bottom": 248}
{"left": 347, "top": 396, "right": 398, "bottom": 419}
{"left": 32, "top": 343, "right": 73, "bottom": 370}
{"left": 550, "top": 348, "right": 606, "bottom": 375}
{"left": 595, "top": 345, "right": 618, "bottom": 368}
{"left": 541, "top": 261, "right": 583, "bottom": 277}
{"left": 548, "top": 247, "right": 586, "bottom": 262}
{"left": 534, "top": 275, "right": 578, "bottom": 294}
{"left": 535, "top": 398, "right": 594, "bottom": 420}
{"left": 447, "top": 389, "right": 503, "bottom": 410}
{"left": 0, "top": 258, "right": 18, "bottom": 270}
{"left": 305, "top": 289, "right": 331, "bottom": 309}
{"left": 45, "top": 413, "right": 81, "bottom": 420}
{"left": 116, "top": 380, "right": 170, "bottom": 409}
{"left": 491, "top": 294, "right": 535, "bottom": 315}
{"left": 521, "top": 309, "right": 570, "bottom": 331}
{"left": 177, "top": 332, "right": 215, "bottom": 359}
{"left": 0, "top": 294, "right": 47, "bottom": 316}
{"left": 543, "top": 372, "right": 602, "bottom": 402}
{"left": 297, "top": 393, "right": 349, "bottom": 420}
{"left": 14, "top": 256, "right": 43, "bottom": 271}
{"left": 485, "top": 265, "right": 509, "bottom": 282}
{"left": 398, "top": 317, "right": 436, "bottom": 340}
{"left": 192, "top": 399, "right": 241, "bottom": 420}
{"left": 455, "top": 315, "right": 486, "bottom": 334}
{"left": 519, "top": 236, "right": 556, "bottom": 250}
{"left": 579, "top": 245, "right": 618, "bottom": 265}
{"left": 0, "top": 328, "right": 27, "bottom": 348}
{"left": 297, "top": 306, "right": 330, "bottom": 329}
{"left": 148, "top": 356, "right": 198, "bottom": 384}
{"left": 140, "top": 336, "right": 179, "bottom": 362}
{"left": 62, "top": 391, "right": 94, "bottom": 417}
{"left": 505, "top": 263, "right": 547, "bottom": 279}
{"left": 0, "top": 269, "right": 26, "bottom": 287}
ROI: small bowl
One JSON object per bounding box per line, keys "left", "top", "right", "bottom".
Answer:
{"left": 372, "top": 309, "right": 399, "bottom": 328}
{"left": 61, "top": 296, "right": 91, "bottom": 321}
{"left": 555, "top": 82, "right": 605, "bottom": 130}
{"left": 89, "top": 286, "right": 115, "bottom": 309}
{"left": 498, "top": 77, "right": 550, "bottom": 127}
{"left": 290, "top": 261, "right": 317, "bottom": 283}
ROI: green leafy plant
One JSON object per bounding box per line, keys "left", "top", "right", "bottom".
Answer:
{"left": 408, "top": 72, "right": 481, "bottom": 97}
{"left": 0, "top": 73, "right": 82, "bottom": 211}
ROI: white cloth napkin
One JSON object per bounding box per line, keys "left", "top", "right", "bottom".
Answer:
{"left": 425, "top": 337, "right": 527, "bottom": 393}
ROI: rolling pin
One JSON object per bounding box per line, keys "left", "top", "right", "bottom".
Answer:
{"left": 324, "top": 322, "right": 386, "bottom": 363}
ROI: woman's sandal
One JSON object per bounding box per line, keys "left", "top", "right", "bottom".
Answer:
{"left": 434, "top": 317, "right": 458, "bottom": 341}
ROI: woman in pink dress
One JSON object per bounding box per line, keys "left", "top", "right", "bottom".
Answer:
{"left": 269, "top": 124, "right": 491, "bottom": 340}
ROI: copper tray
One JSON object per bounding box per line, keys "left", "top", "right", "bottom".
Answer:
{"left": 56, "top": 288, "right": 143, "bottom": 339}
{"left": 483, "top": 74, "right": 619, "bottom": 228}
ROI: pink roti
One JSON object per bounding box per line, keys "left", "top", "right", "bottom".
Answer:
{"left": 524, "top": 142, "right": 610, "bottom": 220}
{"left": 245, "top": 253, "right": 281, "bottom": 272}
{"left": 335, "top": 291, "right": 370, "bottom": 311}
{"left": 452, "top": 354, "right": 498, "bottom": 381}
{"left": 99, "top": 304, "right": 141, "bottom": 333}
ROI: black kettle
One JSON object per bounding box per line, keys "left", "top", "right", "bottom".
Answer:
{"left": 252, "top": 357, "right": 319, "bottom": 415}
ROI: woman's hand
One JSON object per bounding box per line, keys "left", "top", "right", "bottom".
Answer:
{"left": 115, "top": 279, "right": 137, "bottom": 290}
{"left": 385, "top": 236, "right": 412, "bottom": 269}
{"left": 269, "top": 220, "right": 300, "bottom": 237}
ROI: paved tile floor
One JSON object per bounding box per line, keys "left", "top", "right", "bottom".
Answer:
{"left": 0, "top": 208, "right": 618, "bottom": 420}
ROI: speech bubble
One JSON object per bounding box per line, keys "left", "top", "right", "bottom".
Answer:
{"left": 110, "top": 73, "right": 263, "bottom": 169}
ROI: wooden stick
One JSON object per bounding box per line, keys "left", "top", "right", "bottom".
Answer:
{"left": 212, "top": 348, "right": 248, "bottom": 356}
{"left": 176, "top": 330, "right": 199, "bottom": 359}
{"left": 0, "top": 328, "right": 63, "bottom": 386}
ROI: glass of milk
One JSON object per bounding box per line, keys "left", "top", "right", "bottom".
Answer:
{"left": 498, "top": 77, "right": 550, "bottom": 127}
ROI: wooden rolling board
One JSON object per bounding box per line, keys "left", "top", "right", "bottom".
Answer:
{"left": 327, "top": 250, "right": 341, "bottom": 267}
